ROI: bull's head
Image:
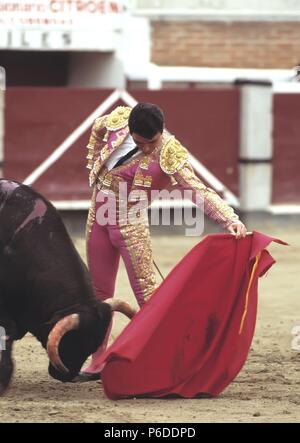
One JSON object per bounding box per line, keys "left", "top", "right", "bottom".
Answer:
{"left": 47, "top": 298, "right": 136, "bottom": 382}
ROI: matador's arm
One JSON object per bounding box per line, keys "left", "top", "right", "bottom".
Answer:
{"left": 159, "top": 137, "right": 239, "bottom": 229}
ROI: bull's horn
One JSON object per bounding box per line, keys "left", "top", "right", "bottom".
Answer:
{"left": 104, "top": 298, "right": 137, "bottom": 319}
{"left": 46, "top": 313, "right": 80, "bottom": 374}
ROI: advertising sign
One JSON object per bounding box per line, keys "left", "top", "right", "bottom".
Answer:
{"left": 0, "top": 0, "right": 125, "bottom": 50}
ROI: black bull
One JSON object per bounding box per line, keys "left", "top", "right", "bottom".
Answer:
{"left": 0, "top": 180, "right": 135, "bottom": 394}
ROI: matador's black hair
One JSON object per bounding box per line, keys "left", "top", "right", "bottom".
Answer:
{"left": 128, "top": 102, "right": 164, "bottom": 139}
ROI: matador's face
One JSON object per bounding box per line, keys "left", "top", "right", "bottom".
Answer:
{"left": 131, "top": 132, "right": 163, "bottom": 155}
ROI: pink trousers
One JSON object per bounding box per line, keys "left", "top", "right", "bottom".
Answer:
{"left": 84, "top": 198, "right": 157, "bottom": 373}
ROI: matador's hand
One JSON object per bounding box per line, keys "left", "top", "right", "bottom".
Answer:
{"left": 227, "top": 221, "right": 247, "bottom": 239}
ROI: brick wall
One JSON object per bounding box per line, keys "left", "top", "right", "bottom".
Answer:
{"left": 151, "top": 21, "right": 300, "bottom": 68}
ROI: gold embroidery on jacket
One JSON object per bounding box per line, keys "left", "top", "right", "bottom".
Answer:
{"left": 133, "top": 172, "right": 153, "bottom": 188}
{"left": 175, "top": 164, "right": 239, "bottom": 226}
{"left": 86, "top": 187, "right": 97, "bottom": 238}
{"left": 134, "top": 172, "right": 144, "bottom": 187}
{"left": 106, "top": 106, "right": 132, "bottom": 131}
{"left": 140, "top": 156, "right": 151, "bottom": 170}
{"left": 100, "top": 144, "right": 110, "bottom": 162}
{"left": 160, "top": 136, "right": 189, "bottom": 175}
{"left": 86, "top": 115, "right": 107, "bottom": 170}
{"left": 89, "top": 157, "right": 102, "bottom": 187}
{"left": 111, "top": 128, "right": 129, "bottom": 151}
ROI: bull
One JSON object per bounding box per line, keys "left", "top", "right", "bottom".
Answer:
{"left": 0, "top": 179, "right": 135, "bottom": 394}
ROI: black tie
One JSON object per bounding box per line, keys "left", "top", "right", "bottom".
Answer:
{"left": 113, "top": 146, "right": 139, "bottom": 168}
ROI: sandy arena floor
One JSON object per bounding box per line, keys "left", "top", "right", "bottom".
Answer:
{"left": 0, "top": 224, "right": 300, "bottom": 423}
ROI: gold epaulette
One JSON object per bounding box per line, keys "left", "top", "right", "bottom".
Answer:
{"left": 159, "top": 136, "right": 189, "bottom": 175}
{"left": 106, "top": 106, "right": 132, "bottom": 131}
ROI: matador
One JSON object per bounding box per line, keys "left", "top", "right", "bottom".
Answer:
{"left": 77, "top": 102, "right": 246, "bottom": 381}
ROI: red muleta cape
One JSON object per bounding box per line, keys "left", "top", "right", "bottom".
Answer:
{"left": 99, "top": 231, "right": 286, "bottom": 399}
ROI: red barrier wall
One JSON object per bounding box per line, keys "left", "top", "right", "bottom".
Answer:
{"left": 4, "top": 87, "right": 240, "bottom": 201}
{"left": 273, "top": 94, "right": 300, "bottom": 204}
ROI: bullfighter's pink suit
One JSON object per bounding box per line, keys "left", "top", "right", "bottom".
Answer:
{"left": 84, "top": 106, "right": 239, "bottom": 373}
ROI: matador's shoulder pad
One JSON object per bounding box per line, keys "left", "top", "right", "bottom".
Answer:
{"left": 159, "top": 136, "right": 189, "bottom": 175}
{"left": 106, "top": 106, "right": 132, "bottom": 131}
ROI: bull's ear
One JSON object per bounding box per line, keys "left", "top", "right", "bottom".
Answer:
{"left": 93, "top": 300, "right": 112, "bottom": 328}
{"left": 78, "top": 300, "right": 112, "bottom": 332}
{"left": 75, "top": 301, "right": 112, "bottom": 352}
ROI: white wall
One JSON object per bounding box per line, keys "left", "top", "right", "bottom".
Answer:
{"left": 238, "top": 82, "right": 273, "bottom": 211}
{"left": 67, "top": 12, "right": 151, "bottom": 88}
{"left": 117, "top": 14, "right": 151, "bottom": 77}
{"left": 133, "top": 0, "right": 300, "bottom": 20}
{"left": 134, "top": 0, "right": 300, "bottom": 11}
